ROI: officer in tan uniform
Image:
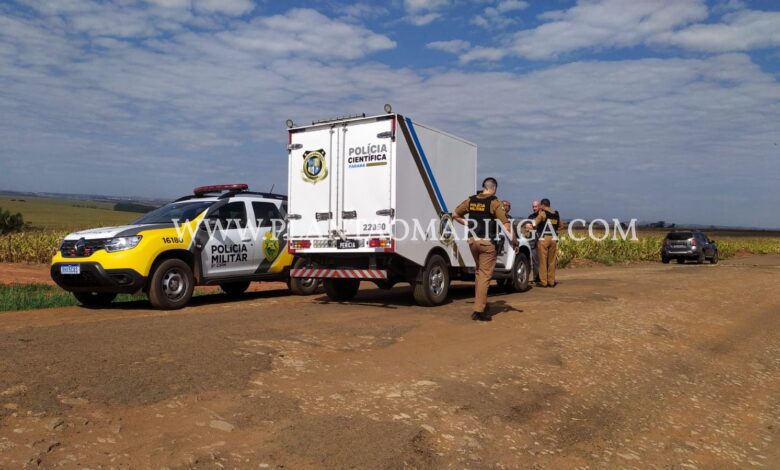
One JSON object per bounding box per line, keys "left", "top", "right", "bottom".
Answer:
{"left": 532, "top": 198, "right": 560, "bottom": 288}
{"left": 453, "top": 177, "right": 513, "bottom": 321}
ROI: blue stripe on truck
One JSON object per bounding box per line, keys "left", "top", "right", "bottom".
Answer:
{"left": 405, "top": 118, "right": 448, "bottom": 213}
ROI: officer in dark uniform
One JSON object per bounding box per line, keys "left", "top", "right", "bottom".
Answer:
{"left": 523, "top": 200, "right": 541, "bottom": 284}
{"left": 532, "top": 198, "right": 560, "bottom": 288}
{"left": 453, "top": 177, "right": 513, "bottom": 321}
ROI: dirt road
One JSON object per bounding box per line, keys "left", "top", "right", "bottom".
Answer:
{"left": 1, "top": 256, "right": 778, "bottom": 469}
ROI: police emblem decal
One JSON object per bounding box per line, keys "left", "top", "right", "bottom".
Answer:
{"left": 439, "top": 214, "right": 455, "bottom": 245}
{"left": 302, "top": 149, "right": 328, "bottom": 183}
{"left": 262, "top": 232, "right": 280, "bottom": 262}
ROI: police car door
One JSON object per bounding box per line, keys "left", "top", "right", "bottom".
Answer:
{"left": 249, "top": 200, "right": 285, "bottom": 273}
{"left": 201, "top": 200, "right": 256, "bottom": 278}
{"left": 339, "top": 117, "right": 394, "bottom": 237}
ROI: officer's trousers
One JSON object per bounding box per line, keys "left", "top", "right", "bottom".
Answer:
{"left": 528, "top": 238, "right": 539, "bottom": 281}
{"left": 537, "top": 236, "right": 557, "bottom": 287}
{"left": 468, "top": 238, "right": 497, "bottom": 313}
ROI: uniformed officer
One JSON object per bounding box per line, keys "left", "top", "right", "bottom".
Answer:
{"left": 453, "top": 177, "right": 513, "bottom": 321}
{"left": 526, "top": 200, "right": 541, "bottom": 284}
{"left": 532, "top": 198, "right": 560, "bottom": 288}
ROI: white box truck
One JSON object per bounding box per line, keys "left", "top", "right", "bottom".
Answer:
{"left": 286, "top": 111, "right": 532, "bottom": 305}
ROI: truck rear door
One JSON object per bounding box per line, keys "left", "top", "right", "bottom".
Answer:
{"left": 338, "top": 117, "right": 394, "bottom": 238}
{"left": 288, "top": 126, "right": 336, "bottom": 240}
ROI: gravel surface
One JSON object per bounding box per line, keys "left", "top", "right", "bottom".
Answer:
{"left": 0, "top": 256, "right": 777, "bottom": 468}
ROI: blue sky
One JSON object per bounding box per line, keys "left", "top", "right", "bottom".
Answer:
{"left": 1, "top": 0, "right": 779, "bottom": 227}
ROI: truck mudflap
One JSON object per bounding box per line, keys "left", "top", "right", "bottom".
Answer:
{"left": 290, "top": 268, "right": 387, "bottom": 280}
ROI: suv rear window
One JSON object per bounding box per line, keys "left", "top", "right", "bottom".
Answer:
{"left": 666, "top": 232, "right": 693, "bottom": 240}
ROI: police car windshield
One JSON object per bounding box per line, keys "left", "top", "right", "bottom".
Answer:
{"left": 132, "top": 201, "right": 212, "bottom": 225}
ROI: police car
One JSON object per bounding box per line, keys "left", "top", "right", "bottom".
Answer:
{"left": 51, "top": 184, "right": 317, "bottom": 309}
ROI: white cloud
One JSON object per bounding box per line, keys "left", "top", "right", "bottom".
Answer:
{"left": 508, "top": 0, "right": 708, "bottom": 59}
{"left": 653, "top": 9, "right": 780, "bottom": 52}
{"left": 193, "top": 0, "right": 254, "bottom": 16}
{"left": 459, "top": 46, "right": 507, "bottom": 63}
{"left": 0, "top": 5, "right": 779, "bottom": 226}
{"left": 404, "top": 0, "right": 450, "bottom": 26}
{"left": 471, "top": 0, "right": 529, "bottom": 29}
{"left": 427, "top": 39, "right": 471, "bottom": 54}
{"left": 213, "top": 9, "right": 396, "bottom": 60}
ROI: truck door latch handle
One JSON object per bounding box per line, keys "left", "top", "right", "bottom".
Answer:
{"left": 315, "top": 212, "right": 332, "bottom": 221}
{"left": 342, "top": 210, "right": 357, "bottom": 219}
{"left": 376, "top": 209, "right": 395, "bottom": 217}
{"left": 287, "top": 214, "right": 302, "bottom": 220}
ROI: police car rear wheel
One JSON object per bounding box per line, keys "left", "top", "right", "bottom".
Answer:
{"left": 148, "top": 259, "right": 194, "bottom": 310}
{"left": 73, "top": 292, "right": 117, "bottom": 307}
{"left": 413, "top": 254, "right": 450, "bottom": 306}
{"left": 324, "top": 278, "right": 360, "bottom": 302}
{"left": 220, "top": 281, "right": 250, "bottom": 296}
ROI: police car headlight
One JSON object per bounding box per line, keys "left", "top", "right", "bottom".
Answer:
{"left": 104, "top": 236, "right": 142, "bottom": 252}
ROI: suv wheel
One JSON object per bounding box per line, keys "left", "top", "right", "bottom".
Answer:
{"left": 148, "top": 259, "right": 194, "bottom": 310}
{"left": 220, "top": 281, "right": 250, "bottom": 296}
{"left": 323, "top": 278, "right": 360, "bottom": 302}
{"left": 505, "top": 252, "right": 530, "bottom": 293}
{"left": 661, "top": 256, "right": 670, "bottom": 264}
{"left": 710, "top": 251, "right": 719, "bottom": 264}
{"left": 289, "top": 258, "right": 319, "bottom": 295}
{"left": 73, "top": 292, "right": 117, "bottom": 307}
{"left": 413, "top": 254, "right": 450, "bottom": 306}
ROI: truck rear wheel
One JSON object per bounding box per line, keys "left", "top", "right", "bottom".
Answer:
{"left": 73, "top": 292, "right": 117, "bottom": 307}
{"left": 504, "top": 252, "right": 530, "bottom": 293}
{"left": 148, "top": 258, "right": 194, "bottom": 310}
{"left": 324, "top": 278, "right": 360, "bottom": 302}
{"left": 289, "top": 258, "right": 319, "bottom": 295}
{"left": 413, "top": 254, "right": 450, "bottom": 306}
{"left": 220, "top": 281, "right": 250, "bottom": 296}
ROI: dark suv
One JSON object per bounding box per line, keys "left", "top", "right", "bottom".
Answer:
{"left": 661, "top": 230, "right": 718, "bottom": 264}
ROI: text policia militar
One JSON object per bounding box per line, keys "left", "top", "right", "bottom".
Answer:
{"left": 172, "top": 217, "right": 640, "bottom": 242}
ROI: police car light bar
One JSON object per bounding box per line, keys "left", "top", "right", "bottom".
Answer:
{"left": 193, "top": 183, "right": 249, "bottom": 196}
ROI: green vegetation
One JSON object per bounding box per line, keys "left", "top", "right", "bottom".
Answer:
{"left": 0, "top": 284, "right": 208, "bottom": 312}
{"left": 1, "top": 230, "right": 68, "bottom": 263}
{"left": 0, "top": 208, "right": 25, "bottom": 234}
{"left": 0, "top": 284, "right": 77, "bottom": 311}
{"left": 114, "top": 202, "right": 157, "bottom": 213}
{"left": 557, "top": 232, "right": 780, "bottom": 268}
{"left": 0, "top": 196, "right": 140, "bottom": 230}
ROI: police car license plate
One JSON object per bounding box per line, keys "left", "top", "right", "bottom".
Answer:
{"left": 61, "top": 264, "right": 81, "bottom": 275}
{"left": 337, "top": 240, "right": 358, "bottom": 249}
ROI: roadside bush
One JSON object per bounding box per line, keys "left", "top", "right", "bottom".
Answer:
{"left": 0, "top": 208, "right": 24, "bottom": 234}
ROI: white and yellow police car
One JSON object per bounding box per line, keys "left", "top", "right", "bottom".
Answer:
{"left": 51, "top": 184, "right": 317, "bottom": 309}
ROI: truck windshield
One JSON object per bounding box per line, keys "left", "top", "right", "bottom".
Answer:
{"left": 132, "top": 201, "right": 212, "bottom": 225}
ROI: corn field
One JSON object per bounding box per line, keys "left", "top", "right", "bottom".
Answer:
{"left": 2, "top": 229, "right": 780, "bottom": 266}
{"left": 1, "top": 230, "right": 67, "bottom": 263}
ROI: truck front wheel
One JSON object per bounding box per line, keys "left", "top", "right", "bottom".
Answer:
{"left": 323, "top": 278, "right": 360, "bottom": 302}
{"left": 413, "top": 254, "right": 450, "bottom": 306}
{"left": 148, "top": 259, "right": 194, "bottom": 310}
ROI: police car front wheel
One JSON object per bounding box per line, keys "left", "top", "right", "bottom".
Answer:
{"left": 148, "top": 259, "right": 194, "bottom": 310}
